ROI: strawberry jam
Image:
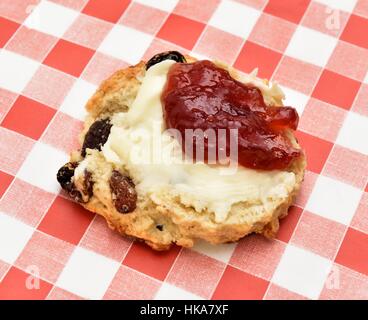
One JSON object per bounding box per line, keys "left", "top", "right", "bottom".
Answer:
{"left": 161, "top": 60, "right": 301, "bottom": 170}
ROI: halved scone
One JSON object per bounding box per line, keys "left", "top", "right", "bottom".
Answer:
{"left": 57, "top": 52, "right": 306, "bottom": 250}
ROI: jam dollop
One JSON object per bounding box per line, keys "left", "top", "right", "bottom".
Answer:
{"left": 161, "top": 60, "right": 301, "bottom": 170}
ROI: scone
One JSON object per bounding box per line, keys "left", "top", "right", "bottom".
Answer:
{"left": 57, "top": 51, "right": 306, "bottom": 250}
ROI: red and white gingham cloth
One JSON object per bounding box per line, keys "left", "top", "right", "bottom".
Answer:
{"left": 0, "top": 0, "right": 367, "bottom": 300}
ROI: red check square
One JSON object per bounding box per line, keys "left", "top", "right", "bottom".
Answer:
{"left": 49, "top": 0, "right": 88, "bottom": 11}
{"left": 0, "top": 267, "right": 52, "bottom": 300}
{"left": 0, "top": 260, "right": 9, "bottom": 280}
{"left": 335, "top": 227, "right": 368, "bottom": 276}
{"left": 173, "top": 0, "right": 220, "bottom": 23}
{"left": 43, "top": 39, "right": 95, "bottom": 77}
{"left": 0, "top": 88, "right": 18, "bottom": 123}
{"left": 249, "top": 13, "right": 296, "bottom": 52}
{"left": 312, "top": 70, "right": 361, "bottom": 110}
{"left": 166, "top": 249, "right": 225, "bottom": 298}
{"left": 299, "top": 98, "right": 347, "bottom": 143}
{"left": 323, "top": 145, "right": 368, "bottom": 189}
{"left": 38, "top": 196, "right": 94, "bottom": 245}
{"left": 0, "top": 170, "right": 13, "bottom": 198}
{"left": 63, "top": 13, "right": 113, "bottom": 50}
{"left": 0, "top": 178, "right": 55, "bottom": 227}
{"left": 276, "top": 206, "right": 303, "bottom": 243}
{"left": 123, "top": 241, "right": 180, "bottom": 281}
{"left": 5, "top": 26, "right": 57, "bottom": 62}
{"left": 354, "top": 0, "right": 368, "bottom": 19}
{"left": 294, "top": 170, "right": 318, "bottom": 208}
{"left": 81, "top": 52, "right": 127, "bottom": 86}
{"left": 104, "top": 265, "right": 160, "bottom": 300}
{"left": 22, "top": 65, "right": 75, "bottom": 110}
{"left": 291, "top": 211, "right": 346, "bottom": 259}
{"left": 0, "top": 127, "right": 34, "bottom": 175}
{"left": 234, "top": 41, "right": 282, "bottom": 79}
{"left": 341, "top": 14, "right": 368, "bottom": 49}
{"left": 351, "top": 193, "right": 368, "bottom": 234}
{"left": 327, "top": 40, "right": 368, "bottom": 82}
{"left": 352, "top": 84, "right": 368, "bottom": 117}
{"left": 15, "top": 231, "right": 75, "bottom": 283}
{"left": 230, "top": 235, "right": 286, "bottom": 280}
{"left": 41, "top": 112, "right": 83, "bottom": 154}
{"left": 229, "top": 0, "right": 267, "bottom": 10}
{"left": 0, "top": 16, "right": 19, "bottom": 48}
{"left": 120, "top": 2, "right": 168, "bottom": 35}
{"left": 1, "top": 95, "right": 55, "bottom": 140}
{"left": 265, "top": 283, "right": 308, "bottom": 300}
{"left": 157, "top": 14, "right": 205, "bottom": 50}
{"left": 80, "top": 215, "right": 132, "bottom": 262}
{"left": 302, "top": 2, "right": 349, "bottom": 38}
{"left": 272, "top": 56, "right": 322, "bottom": 95}
{"left": 194, "top": 26, "right": 243, "bottom": 65}
{"left": 320, "top": 263, "right": 368, "bottom": 300}
{"left": 47, "top": 287, "right": 84, "bottom": 300}
{"left": 212, "top": 266, "right": 269, "bottom": 300}
{"left": 264, "top": 0, "right": 311, "bottom": 24}
{"left": 0, "top": 0, "right": 40, "bottom": 23}
{"left": 295, "top": 130, "right": 333, "bottom": 174}
{"left": 83, "top": 0, "right": 130, "bottom": 23}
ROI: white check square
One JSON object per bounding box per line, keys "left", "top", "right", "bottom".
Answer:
{"left": 0, "top": 50, "right": 39, "bottom": 93}
{"left": 17, "top": 142, "right": 69, "bottom": 194}
{"left": 135, "top": 0, "right": 179, "bottom": 12}
{"left": 281, "top": 86, "right": 309, "bottom": 116}
{"left": 59, "top": 79, "right": 96, "bottom": 121}
{"left": 24, "top": 0, "right": 78, "bottom": 37}
{"left": 272, "top": 245, "right": 332, "bottom": 299}
{"left": 306, "top": 175, "right": 362, "bottom": 225}
{"left": 155, "top": 283, "right": 203, "bottom": 300}
{"left": 0, "top": 212, "right": 33, "bottom": 264}
{"left": 189, "top": 51, "right": 210, "bottom": 62}
{"left": 314, "top": 0, "right": 358, "bottom": 12}
{"left": 56, "top": 247, "right": 120, "bottom": 300}
{"left": 208, "top": 0, "right": 260, "bottom": 38}
{"left": 336, "top": 112, "right": 368, "bottom": 155}
{"left": 285, "top": 26, "right": 337, "bottom": 67}
{"left": 191, "top": 240, "right": 236, "bottom": 264}
{"left": 99, "top": 25, "right": 153, "bottom": 64}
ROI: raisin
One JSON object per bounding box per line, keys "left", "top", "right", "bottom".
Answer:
{"left": 81, "top": 118, "right": 112, "bottom": 157}
{"left": 56, "top": 162, "right": 93, "bottom": 203}
{"left": 146, "top": 51, "right": 186, "bottom": 70}
{"left": 57, "top": 162, "right": 78, "bottom": 192}
{"left": 83, "top": 170, "right": 94, "bottom": 199}
{"left": 109, "top": 170, "right": 137, "bottom": 214}
{"left": 68, "top": 188, "right": 84, "bottom": 203}
{"left": 156, "top": 225, "right": 164, "bottom": 231}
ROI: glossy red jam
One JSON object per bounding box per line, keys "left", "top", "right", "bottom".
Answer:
{"left": 161, "top": 60, "right": 301, "bottom": 170}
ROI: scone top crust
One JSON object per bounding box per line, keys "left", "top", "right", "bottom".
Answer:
{"left": 57, "top": 52, "right": 306, "bottom": 250}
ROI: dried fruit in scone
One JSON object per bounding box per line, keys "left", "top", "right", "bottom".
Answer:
{"left": 57, "top": 51, "right": 306, "bottom": 250}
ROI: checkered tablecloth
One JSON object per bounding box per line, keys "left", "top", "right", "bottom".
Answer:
{"left": 0, "top": 0, "right": 367, "bottom": 300}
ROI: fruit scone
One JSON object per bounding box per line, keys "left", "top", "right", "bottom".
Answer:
{"left": 57, "top": 51, "right": 306, "bottom": 250}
